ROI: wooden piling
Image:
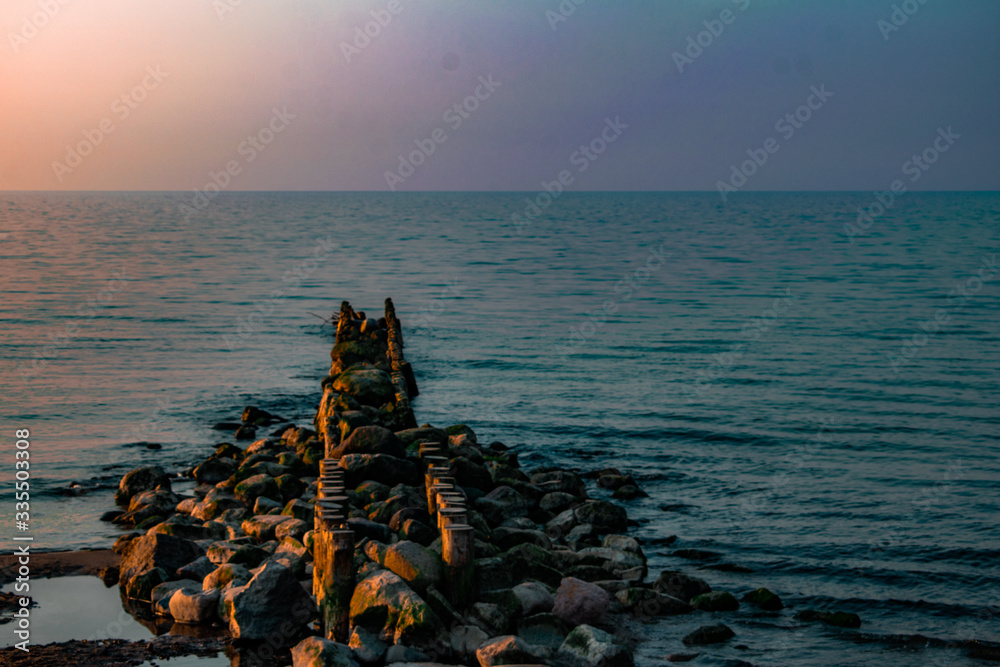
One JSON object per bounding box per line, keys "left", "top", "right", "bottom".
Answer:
{"left": 315, "top": 527, "right": 355, "bottom": 642}
{"left": 442, "top": 524, "right": 475, "bottom": 609}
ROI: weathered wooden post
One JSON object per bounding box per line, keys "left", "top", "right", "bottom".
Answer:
{"left": 442, "top": 524, "right": 475, "bottom": 609}
{"left": 313, "top": 503, "right": 354, "bottom": 642}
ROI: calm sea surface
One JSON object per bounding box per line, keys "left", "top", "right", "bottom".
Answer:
{"left": 2, "top": 192, "right": 998, "bottom": 665}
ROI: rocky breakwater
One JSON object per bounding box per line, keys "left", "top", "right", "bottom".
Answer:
{"left": 107, "top": 299, "right": 676, "bottom": 666}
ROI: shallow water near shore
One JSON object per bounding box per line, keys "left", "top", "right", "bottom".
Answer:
{"left": 3, "top": 191, "right": 999, "bottom": 665}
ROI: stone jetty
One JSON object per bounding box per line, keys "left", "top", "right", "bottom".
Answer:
{"left": 108, "top": 298, "right": 744, "bottom": 666}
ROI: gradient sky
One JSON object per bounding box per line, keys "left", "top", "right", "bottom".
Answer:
{"left": 1, "top": 0, "right": 997, "bottom": 191}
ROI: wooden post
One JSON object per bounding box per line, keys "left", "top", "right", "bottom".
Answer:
{"left": 442, "top": 524, "right": 475, "bottom": 609}
{"left": 315, "top": 526, "right": 354, "bottom": 642}
{"left": 438, "top": 507, "right": 467, "bottom": 531}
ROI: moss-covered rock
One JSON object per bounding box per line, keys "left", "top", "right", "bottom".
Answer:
{"left": 349, "top": 570, "right": 443, "bottom": 644}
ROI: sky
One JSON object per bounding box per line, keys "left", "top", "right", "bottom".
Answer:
{"left": 0, "top": 0, "right": 997, "bottom": 192}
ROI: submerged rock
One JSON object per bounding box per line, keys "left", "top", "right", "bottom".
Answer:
{"left": 690, "top": 591, "right": 740, "bottom": 612}
{"left": 682, "top": 623, "right": 734, "bottom": 645}
{"left": 652, "top": 570, "right": 711, "bottom": 602}
{"left": 742, "top": 587, "right": 784, "bottom": 611}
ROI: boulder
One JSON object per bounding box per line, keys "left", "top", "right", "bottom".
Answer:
{"left": 349, "top": 626, "right": 388, "bottom": 664}
{"left": 690, "top": 591, "right": 739, "bottom": 612}
{"left": 558, "top": 624, "right": 633, "bottom": 667}
{"left": 291, "top": 636, "right": 359, "bottom": 667}
{"left": 652, "top": 571, "right": 711, "bottom": 602}
{"left": 540, "top": 492, "right": 577, "bottom": 514}
{"left": 123, "top": 567, "right": 168, "bottom": 601}
{"left": 553, "top": 577, "right": 610, "bottom": 627}
{"left": 449, "top": 624, "right": 490, "bottom": 658}
{"left": 615, "top": 587, "right": 691, "bottom": 615}
{"left": 517, "top": 612, "right": 569, "bottom": 649}
{"left": 330, "top": 425, "right": 404, "bottom": 459}
{"left": 120, "top": 532, "right": 205, "bottom": 593}
{"left": 169, "top": 587, "right": 220, "bottom": 624}
{"left": 512, "top": 581, "right": 555, "bottom": 616}
{"left": 349, "top": 570, "right": 443, "bottom": 644}
{"left": 475, "top": 635, "right": 541, "bottom": 667}
{"left": 203, "top": 563, "right": 251, "bottom": 590}
{"left": 682, "top": 623, "right": 734, "bottom": 645}
{"left": 193, "top": 457, "right": 237, "bottom": 485}
{"left": 234, "top": 473, "right": 280, "bottom": 506}
{"left": 276, "top": 518, "right": 310, "bottom": 542}
{"left": 225, "top": 561, "right": 317, "bottom": 639}
{"left": 531, "top": 470, "right": 586, "bottom": 498}
{"left": 332, "top": 368, "right": 395, "bottom": 406}
{"left": 380, "top": 541, "right": 444, "bottom": 594}
{"left": 176, "top": 556, "right": 215, "bottom": 581}
{"left": 742, "top": 587, "right": 784, "bottom": 611}
{"left": 116, "top": 466, "right": 171, "bottom": 506}
{"left": 573, "top": 501, "right": 628, "bottom": 534}
{"left": 242, "top": 514, "right": 295, "bottom": 542}
{"left": 151, "top": 579, "right": 199, "bottom": 616}
{"left": 207, "top": 540, "right": 267, "bottom": 567}
{"left": 450, "top": 456, "right": 493, "bottom": 492}
{"left": 339, "top": 454, "right": 419, "bottom": 488}
{"left": 283, "top": 499, "right": 315, "bottom": 522}
{"left": 475, "top": 486, "right": 532, "bottom": 525}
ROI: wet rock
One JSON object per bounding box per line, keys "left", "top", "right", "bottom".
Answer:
{"left": 291, "top": 636, "right": 359, "bottom": 667}
{"left": 120, "top": 532, "right": 205, "bottom": 592}
{"left": 558, "top": 624, "right": 633, "bottom": 667}
{"left": 379, "top": 540, "right": 444, "bottom": 594}
{"left": 531, "top": 470, "right": 587, "bottom": 498}
{"left": 339, "top": 454, "right": 419, "bottom": 488}
{"left": 449, "top": 623, "right": 489, "bottom": 657}
{"left": 176, "top": 556, "right": 215, "bottom": 581}
{"left": 349, "top": 626, "right": 388, "bottom": 664}
{"left": 330, "top": 425, "right": 404, "bottom": 459}
{"left": 615, "top": 588, "right": 692, "bottom": 616}
{"left": 332, "top": 368, "right": 395, "bottom": 407}
{"left": 795, "top": 609, "right": 862, "bottom": 628}
{"left": 169, "top": 587, "right": 220, "bottom": 624}
{"left": 193, "top": 457, "right": 237, "bottom": 485}
{"left": 540, "top": 492, "right": 577, "bottom": 514}
{"left": 596, "top": 473, "right": 637, "bottom": 491}
{"left": 116, "top": 466, "right": 171, "bottom": 506}
{"left": 242, "top": 514, "right": 295, "bottom": 542}
{"left": 234, "top": 473, "right": 280, "bottom": 507}
{"left": 349, "top": 570, "right": 443, "bottom": 644}
{"left": 475, "top": 486, "right": 532, "bottom": 525}
{"left": 151, "top": 579, "right": 199, "bottom": 616}
{"left": 475, "top": 635, "right": 541, "bottom": 667}
{"left": 690, "top": 591, "right": 740, "bottom": 612}
{"left": 123, "top": 567, "right": 168, "bottom": 601}
{"left": 206, "top": 540, "right": 267, "bottom": 567}
{"left": 742, "top": 587, "right": 784, "bottom": 611}
{"left": 666, "top": 653, "right": 700, "bottom": 662}
{"left": 652, "top": 571, "right": 711, "bottom": 602}
{"left": 575, "top": 546, "right": 646, "bottom": 579}
{"left": 672, "top": 548, "right": 719, "bottom": 561}
{"left": 574, "top": 501, "right": 628, "bottom": 534}
{"left": 682, "top": 623, "right": 734, "bottom": 645}
{"left": 611, "top": 485, "right": 647, "bottom": 500}
{"left": 553, "top": 577, "right": 610, "bottom": 627}
{"left": 283, "top": 499, "right": 315, "bottom": 522}
{"left": 225, "top": 561, "right": 317, "bottom": 639}
{"left": 518, "top": 612, "right": 569, "bottom": 649}
{"left": 234, "top": 425, "right": 257, "bottom": 441}
{"left": 203, "top": 563, "right": 251, "bottom": 590}
{"left": 513, "top": 581, "right": 555, "bottom": 616}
